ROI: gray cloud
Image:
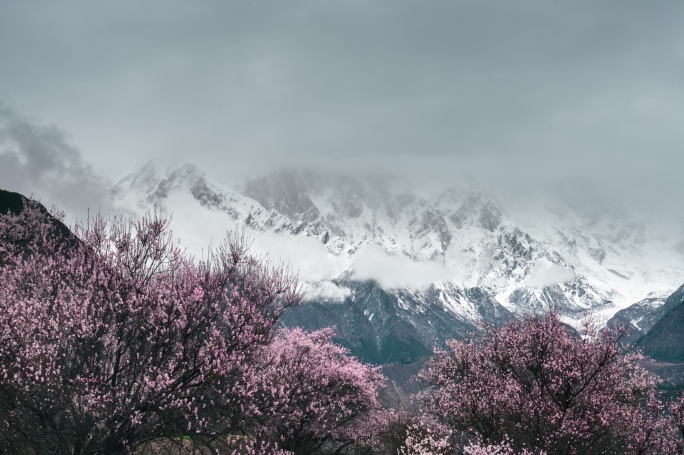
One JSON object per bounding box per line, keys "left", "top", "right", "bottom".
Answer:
{"left": 0, "top": 105, "right": 107, "bottom": 220}
{"left": 0, "top": 1, "right": 682, "bottom": 214}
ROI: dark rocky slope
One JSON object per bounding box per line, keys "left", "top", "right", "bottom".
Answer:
{"left": 638, "top": 284, "right": 684, "bottom": 362}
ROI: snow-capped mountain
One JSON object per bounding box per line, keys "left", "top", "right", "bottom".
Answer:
{"left": 111, "top": 162, "right": 684, "bottom": 363}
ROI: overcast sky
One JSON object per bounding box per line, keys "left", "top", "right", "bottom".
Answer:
{"left": 0, "top": 1, "right": 683, "bottom": 214}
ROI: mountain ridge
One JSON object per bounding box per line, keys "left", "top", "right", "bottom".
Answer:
{"left": 638, "top": 284, "right": 684, "bottom": 362}
{"left": 110, "top": 162, "right": 684, "bottom": 346}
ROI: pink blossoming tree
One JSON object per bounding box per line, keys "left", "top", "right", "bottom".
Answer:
{"left": 421, "top": 312, "right": 677, "bottom": 454}
{"left": 246, "top": 327, "right": 385, "bottom": 454}
{"left": 668, "top": 394, "right": 684, "bottom": 454}
{"left": 0, "top": 199, "right": 308, "bottom": 453}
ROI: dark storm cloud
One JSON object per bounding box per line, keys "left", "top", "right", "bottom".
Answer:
{"left": 0, "top": 105, "right": 107, "bottom": 219}
{"left": 0, "top": 1, "right": 682, "bottom": 210}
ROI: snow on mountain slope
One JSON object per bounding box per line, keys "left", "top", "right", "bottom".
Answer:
{"left": 112, "top": 162, "right": 292, "bottom": 232}
{"left": 110, "top": 162, "right": 684, "bottom": 331}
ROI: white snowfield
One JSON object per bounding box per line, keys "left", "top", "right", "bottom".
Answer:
{"left": 111, "top": 162, "right": 684, "bottom": 329}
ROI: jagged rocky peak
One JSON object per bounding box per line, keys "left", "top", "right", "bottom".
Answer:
{"left": 434, "top": 186, "right": 505, "bottom": 232}
{"left": 245, "top": 169, "right": 322, "bottom": 223}
{"left": 244, "top": 169, "right": 405, "bottom": 223}
{"left": 111, "top": 161, "right": 163, "bottom": 200}
{"left": 151, "top": 163, "right": 225, "bottom": 208}
{"left": 151, "top": 163, "right": 199, "bottom": 198}
{"left": 112, "top": 162, "right": 227, "bottom": 210}
{"left": 411, "top": 208, "right": 452, "bottom": 252}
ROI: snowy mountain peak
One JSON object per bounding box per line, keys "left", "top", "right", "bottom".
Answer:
{"left": 111, "top": 161, "right": 164, "bottom": 200}
{"left": 245, "top": 170, "right": 322, "bottom": 224}
{"left": 110, "top": 162, "right": 684, "bottom": 329}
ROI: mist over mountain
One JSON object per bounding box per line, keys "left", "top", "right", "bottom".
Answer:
{"left": 110, "top": 161, "right": 684, "bottom": 363}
